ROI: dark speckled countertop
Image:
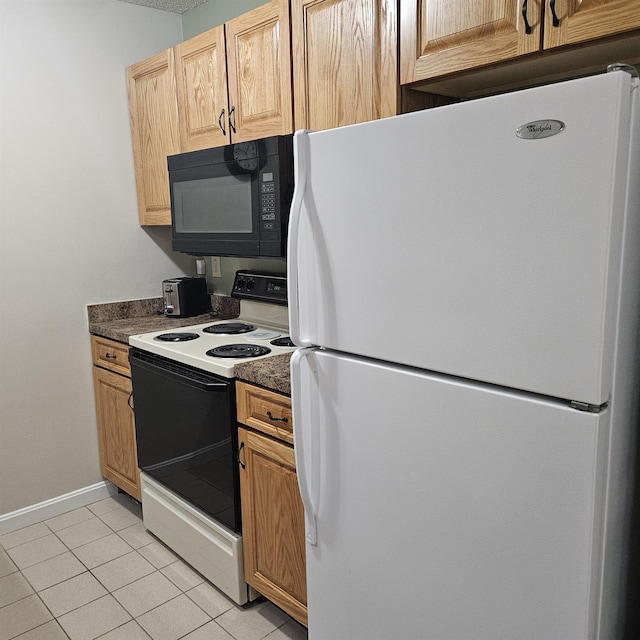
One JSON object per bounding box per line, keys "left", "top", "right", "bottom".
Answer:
{"left": 87, "top": 295, "right": 239, "bottom": 343}
{"left": 88, "top": 295, "right": 292, "bottom": 395}
{"left": 234, "top": 353, "right": 293, "bottom": 396}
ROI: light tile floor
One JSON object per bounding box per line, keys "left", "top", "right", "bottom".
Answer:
{"left": 0, "top": 493, "right": 308, "bottom": 640}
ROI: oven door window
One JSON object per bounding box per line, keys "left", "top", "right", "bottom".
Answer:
{"left": 130, "top": 350, "right": 240, "bottom": 533}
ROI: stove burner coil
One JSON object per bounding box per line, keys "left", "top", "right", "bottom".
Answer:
{"left": 206, "top": 344, "right": 271, "bottom": 358}
{"left": 203, "top": 322, "right": 256, "bottom": 335}
{"left": 154, "top": 332, "right": 200, "bottom": 342}
{"left": 270, "top": 336, "right": 295, "bottom": 347}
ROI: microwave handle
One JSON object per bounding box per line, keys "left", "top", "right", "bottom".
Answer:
{"left": 288, "top": 130, "right": 313, "bottom": 349}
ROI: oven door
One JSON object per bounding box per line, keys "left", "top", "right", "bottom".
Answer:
{"left": 129, "top": 348, "right": 240, "bottom": 534}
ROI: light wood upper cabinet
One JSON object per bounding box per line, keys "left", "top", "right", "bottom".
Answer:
{"left": 126, "top": 49, "right": 180, "bottom": 226}
{"left": 174, "top": 26, "right": 230, "bottom": 151}
{"left": 543, "top": 0, "right": 640, "bottom": 50}
{"left": 225, "top": 0, "right": 293, "bottom": 142}
{"left": 400, "top": 0, "right": 541, "bottom": 84}
{"left": 401, "top": 0, "right": 640, "bottom": 87}
{"left": 292, "top": 0, "right": 400, "bottom": 131}
{"left": 127, "top": 1, "right": 293, "bottom": 226}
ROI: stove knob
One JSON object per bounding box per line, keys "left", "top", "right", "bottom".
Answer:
{"left": 237, "top": 278, "right": 246, "bottom": 289}
{"left": 246, "top": 280, "right": 255, "bottom": 290}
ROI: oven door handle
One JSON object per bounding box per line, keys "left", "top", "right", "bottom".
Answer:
{"left": 129, "top": 350, "right": 230, "bottom": 392}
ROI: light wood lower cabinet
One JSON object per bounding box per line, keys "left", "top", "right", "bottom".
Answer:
{"left": 91, "top": 336, "right": 141, "bottom": 501}
{"left": 236, "top": 382, "right": 307, "bottom": 626}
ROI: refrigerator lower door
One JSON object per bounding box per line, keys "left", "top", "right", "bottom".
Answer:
{"left": 292, "top": 349, "right": 612, "bottom": 640}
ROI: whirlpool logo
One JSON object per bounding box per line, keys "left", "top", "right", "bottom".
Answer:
{"left": 516, "top": 119, "right": 565, "bottom": 139}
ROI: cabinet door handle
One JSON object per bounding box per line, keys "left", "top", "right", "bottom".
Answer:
{"left": 128, "top": 391, "right": 134, "bottom": 412}
{"left": 218, "top": 109, "right": 226, "bottom": 136}
{"left": 237, "top": 441, "right": 245, "bottom": 469}
{"left": 104, "top": 353, "right": 117, "bottom": 360}
{"left": 522, "top": 0, "right": 533, "bottom": 34}
{"left": 549, "top": 0, "right": 560, "bottom": 27}
{"left": 267, "top": 411, "right": 289, "bottom": 423}
{"left": 229, "top": 105, "right": 237, "bottom": 134}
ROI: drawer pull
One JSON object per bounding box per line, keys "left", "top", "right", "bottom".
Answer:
{"left": 104, "top": 353, "right": 117, "bottom": 360}
{"left": 267, "top": 411, "right": 288, "bottom": 423}
{"left": 237, "top": 441, "right": 246, "bottom": 469}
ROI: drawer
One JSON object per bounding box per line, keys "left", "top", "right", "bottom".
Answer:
{"left": 236, "top": 381, "right": 293, "bottom": 444}
{"left": 91, "top": 335, "right": 131, "bottom": 377}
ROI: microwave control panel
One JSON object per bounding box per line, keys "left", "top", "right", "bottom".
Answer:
{"left": 260, "top": 171, "right": 278, "bottom": 234}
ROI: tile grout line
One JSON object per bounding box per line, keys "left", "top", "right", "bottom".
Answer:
{"left": 1, "top": 496, "right": 307, "bottom": 640}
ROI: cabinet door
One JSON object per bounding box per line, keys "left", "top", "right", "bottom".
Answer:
{"left": 543, "top": 0, "right": 640, "bottom": 49}
{"left": 225, "top": 0, "right": 293, "bottom": 142}
{"left": 93, "top": 366, "right": 141, "bottom": 501}
{"left": 175, "top": 26, "right": 231, "bottom": 151}
{"left": 400, "top": 0, "right": 542, "bottom": 84}
{"left": 238, "top": 427, "right": 307, "bottom": 626}
{"left": 292, "top": 0, "right": 399, "bottom": 131}
{"left": 126, "top": 49, "right": 180, "bottom": 225}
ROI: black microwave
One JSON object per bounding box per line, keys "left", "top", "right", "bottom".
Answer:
{"left": 168, "top": 134, "right": 294, "bottom": 257}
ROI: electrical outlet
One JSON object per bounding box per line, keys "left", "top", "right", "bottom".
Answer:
{"left": 210, "top": 256, "right": 221, "bottom": 278}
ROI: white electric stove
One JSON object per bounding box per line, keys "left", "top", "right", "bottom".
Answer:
{"left": 128, "top": 271, "right": 295, "bottom": 605}
{"left": 130, "top": 273, "right": 296, "bottom": 376}
{"left": 129, "top": 302, "right": 295, "bottom": 377}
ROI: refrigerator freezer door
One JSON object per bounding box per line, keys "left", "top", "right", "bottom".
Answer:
{"left": 288, "top": 72, "right": 635, "bottom": 405}
{"left": 294, "top": 349, "right": 609, "bottom": 640}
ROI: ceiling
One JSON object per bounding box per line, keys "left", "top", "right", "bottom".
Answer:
{"left": 116, "top": 0, "right": 208, "bottom": 13}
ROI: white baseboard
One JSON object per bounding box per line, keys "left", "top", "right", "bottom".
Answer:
{"left": 0, "top": 481, "right": 118, "bottom": 535}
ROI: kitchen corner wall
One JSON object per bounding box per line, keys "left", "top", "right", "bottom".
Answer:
{"left": 0, "top": 0, "right": 188, "bottom": 516}
{"left": 181, "top": 0, "right": 269, "bottom": 39}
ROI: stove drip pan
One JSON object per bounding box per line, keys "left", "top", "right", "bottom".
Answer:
{"left": 270, "top": 337, "right": 295, "bottom": 347}
{"left": 207, "top": 344, "right": 271, "bottom": 358}
{"left": 203, "top": 322, "right": 256, "bottom": 335}
{"left": 154, "top": 333, "right": 200, "bottom": 342}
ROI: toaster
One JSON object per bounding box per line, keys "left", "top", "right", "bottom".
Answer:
{"left": 162, "top": 277, "right": 210, "bottom": 317}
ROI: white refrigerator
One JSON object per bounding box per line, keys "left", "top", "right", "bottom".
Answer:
{"left": 288, "top": 69, "right": 640, "bottom": 640}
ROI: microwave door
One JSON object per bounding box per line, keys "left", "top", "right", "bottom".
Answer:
{"left": 170, "top": 166, "right": 261, "bottom": 256}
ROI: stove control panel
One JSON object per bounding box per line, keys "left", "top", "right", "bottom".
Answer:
{"left": 231, "top": 270, "right": 287, "bottom": 306}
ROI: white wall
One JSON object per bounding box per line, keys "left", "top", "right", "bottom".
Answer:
{"left": 0, "top": 0, "right": 190, "bottom": 514}
{"left": 182, "top": 0, "right": 268, "bottom": 39}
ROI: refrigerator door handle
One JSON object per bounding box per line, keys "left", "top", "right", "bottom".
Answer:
{"left": 287, "top": 130, "right": 314, "bottom": 348}
{"left": 291, "top": 347, "right": 320, "bottom": 546}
